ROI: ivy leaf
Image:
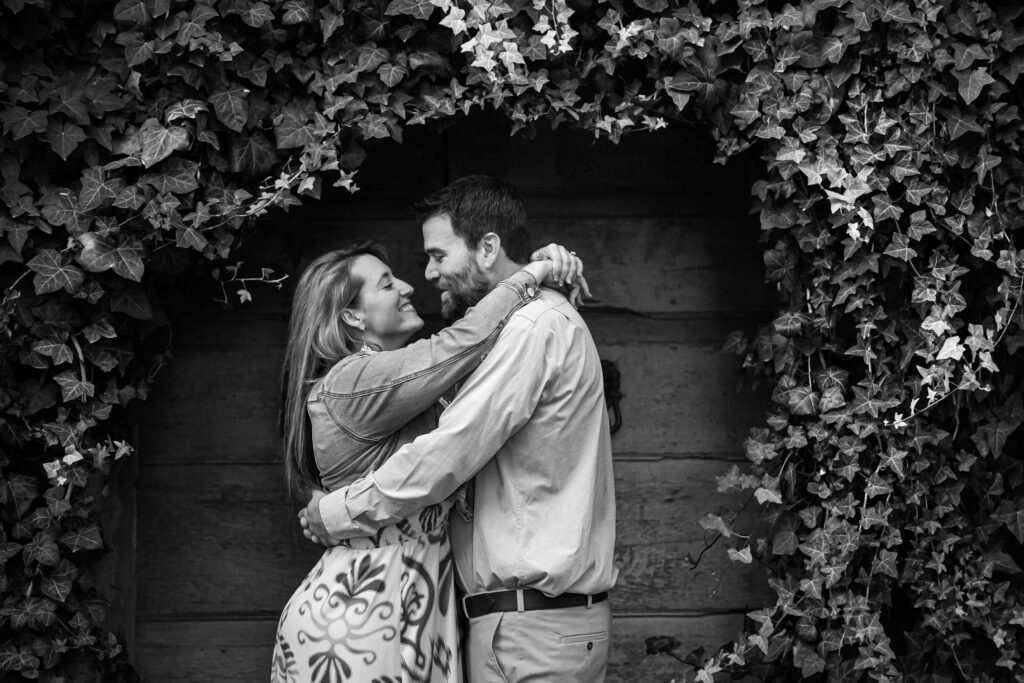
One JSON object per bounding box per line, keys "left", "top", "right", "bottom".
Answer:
{"left": 5, "top": 474, "right": 38, "bottom": 517}
{"left": 112, "top": 0, "right": 149, "bottom": 24}
{"left": 54, "top": 369, "right": 95, "bottom": 402}
{"left": 384, "top": 0, "right": 435, "bottom": 20}
{"left": 108, "top": 239, "right": 146, "bottom": 282}
{"left": 236, "top": 1, "right": 274, "bottom": 27}
{"left": 4, "top": 597, "right": 57, "bottom": 631}
{"left": 356, "top": 44, "right": 389, "bottom": 73}
{"left": 23, "top": 531, "right": 59, "bottom": 567}
{"left": 755, "top": 485, "right": 782, "bottom": 505}
{"left": 27, "top": 249, "right": 85, "bottom": 294}
{"left": 83, "top": 319, "right": 117, "bottom": 343}
{"left": 77, "top": 231, "right": 122, "bottom": 276}
{"left": 727, "top": 546, "right": 753, "bottom": 564}
{"left": 109, "top": 287, "right": 153, "bottom": 320}
{"left": 40, "top": 560, "right": 77, "bottom": 602}
{"left": 955, "top": 66, "right": 995, "bottom": 104}
{"left": 78, "top": 167, "right": 123, "bottom": 211}
{"left": 273, "top": 106, "right": 314, "bottom": 149}
{"left": 32, "top": 339, "right": 73, "bottom": 365}
{"left": 165, "top": 98, "right": 208, "bottom": 124}
{"left": 773, "top": 312, "right": 808, "bottom": 336}
{"left": 208, "top": 87, "right": 250, "bottom": 133}
{"left": 993, "top": 506, "right": 1024, "bottom": 543}
{"left": 884, "top": 232, "right": 917, "bottom": 262}
{"left": 0, "top": 105, "right": 48, "bottom": 139}
{"left": 772, "top": 529, "right": 798, "bottom": 555}
{"left": 282, "top": 0, "right": 312, "bottom": 24}
{"left": 319, "top": 8, "right": 344, "bottom": 40}
{"left": 116, "top": 32, "right": 156, "bottom": 67}
{"left": 229, "top": 132, "right": 279, "bottom": 176}
{"left": 140, "top": 157, "right": 200, "bottom": 194}
{"left": 60, "top": 525, "right": 103, "bottom": 552}
{"left": 114, "top": 185, "right": 147, "bottom": 210}
{"left": 377, "top": 63, "right": 409, "bottom": 88}
{"left": 139, "top": 119, "right": 190, "bottom": 168}
{"left": 787, "top": 386, "right": 820, "bottom": 416}
{"left": 698, "top": 513, "right": 732, "bottom": 538}
{"left": 952, "top": 42, "right": 989, "bottom": 70}
{"left": 879, "top": 0, "right": 914, "bottom": 23}
{"left": 46, "top": 119, "right": 87, "bottom": 160}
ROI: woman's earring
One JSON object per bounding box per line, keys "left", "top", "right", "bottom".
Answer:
{"left": 358, "top": 331, "right": 371, "bottom": 354}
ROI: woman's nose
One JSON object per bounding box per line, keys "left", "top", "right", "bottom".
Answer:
{"left": 398, "top": 280, "right": 414, "bottom": 297}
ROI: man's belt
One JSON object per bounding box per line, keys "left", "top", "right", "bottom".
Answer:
{"left": 460, "top": 589, "right": 608, "bottom": 619}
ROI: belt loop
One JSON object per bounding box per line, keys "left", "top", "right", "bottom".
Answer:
{"left": 586, "top": 594, "right": 593, "bottom": 609}
{"left": 515, "top": 589, "right": 525, "bottom": 613}
{"left": 460, "top": 595, "right": 470, "bottom": 619}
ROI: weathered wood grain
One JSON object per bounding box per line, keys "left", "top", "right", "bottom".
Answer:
{"left": 294, "top": 113, "right": 759, "bottom": 221}
{"left": 134, "top": 613, "right": 748, "bottom": 682}
{"left": 135, "top": 459, "right": 767, "bottom": 618}
{"left": 136, "top": 315, "right": 767, "bottom": 464}
{"left": 194, "top": 214, "right": 771, "bottom": 319}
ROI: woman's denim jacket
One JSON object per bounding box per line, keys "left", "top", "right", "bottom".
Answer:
{"left": 307, "top": 270, "right": 540, "bottom": 492}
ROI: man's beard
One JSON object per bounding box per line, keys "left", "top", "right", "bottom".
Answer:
{"left": 440, "top": 260, "right": 490, "bottom": 321}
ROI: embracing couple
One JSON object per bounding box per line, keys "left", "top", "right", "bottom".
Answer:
{"left": 272, "top": 175, "right": 618, "bottom": 683}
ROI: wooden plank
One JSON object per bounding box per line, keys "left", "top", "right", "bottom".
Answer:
{"left": 135, "top": 460, "right": 767, "bottom": 617}
{"left": 134, "top": 613, "right": 748, "bottom": 682}
{"left": 444, "top": 111, "right": 758, "bottom": 217}
{"left": 227, "top": 215, "right": 770, "bottom": 316}
{"left": 135, "top": 314, "right": 767, "bottom": 464}
{"left": 292, "top": 113, "right": 759, "bottom": 220}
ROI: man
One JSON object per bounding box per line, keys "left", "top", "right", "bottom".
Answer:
{"left": 304, "top": 175, "right": 618, "bottom": 681}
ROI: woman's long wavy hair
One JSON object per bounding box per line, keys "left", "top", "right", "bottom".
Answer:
{"left": 280, "top": 240, "right": 388, "bottom": 499}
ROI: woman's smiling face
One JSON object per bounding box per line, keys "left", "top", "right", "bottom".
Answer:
{"left": 347, "top": 254, "right": 423, "bottom": 350}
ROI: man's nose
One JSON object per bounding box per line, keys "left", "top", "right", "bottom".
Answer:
{"left": 424, "top": 261, "right": 438, "bottom": 282}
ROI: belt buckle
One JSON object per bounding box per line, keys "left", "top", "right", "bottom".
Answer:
{"left": 459, "top": 594, "right": 472, "bottom": 620}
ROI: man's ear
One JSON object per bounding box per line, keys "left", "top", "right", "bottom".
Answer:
{"left": 476, "top": 232, "right": 502, "bottom": 268}
{"left": 340, "top": 308, "right": 363, "bottom": 330}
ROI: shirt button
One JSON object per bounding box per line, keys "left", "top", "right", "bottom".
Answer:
{"left": 526, "top": 287, "right": 536, "bottom": 297}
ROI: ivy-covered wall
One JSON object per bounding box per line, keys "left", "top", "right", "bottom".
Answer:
{"left": 131, "top": 113, "right": 771, "bottom": 681}
{"left": 2, "top": 0, "right": 1024, "bottom": 680}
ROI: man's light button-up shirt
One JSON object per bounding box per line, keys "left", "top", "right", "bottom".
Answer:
{"left": 321, "top": 289, "right": 618, "bottom": 598}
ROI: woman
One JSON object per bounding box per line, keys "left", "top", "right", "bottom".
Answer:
{"left": 271, "top": 240, "right": 583, "bottom": 683}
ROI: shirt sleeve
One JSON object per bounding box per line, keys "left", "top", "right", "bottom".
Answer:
{"left": 318, "top": 270, "right": 539, "bottom": 441}
{"left": 319, "top": 314, "right": 552, "bottom": 539}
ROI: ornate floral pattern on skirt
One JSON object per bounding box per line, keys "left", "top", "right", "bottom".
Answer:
{"left": 271, "top": 503, "right": 459, "bottom": 683}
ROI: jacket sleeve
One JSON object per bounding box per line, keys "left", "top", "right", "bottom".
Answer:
{"left": 317, "top": 270, "right": 540, "bottom": 441}
{"left": 318, "top": 315, "right": 551, "bottom": 539}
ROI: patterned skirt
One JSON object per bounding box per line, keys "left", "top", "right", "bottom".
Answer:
{"left": 271, "top": 502, "right": 461, "bottom": 683}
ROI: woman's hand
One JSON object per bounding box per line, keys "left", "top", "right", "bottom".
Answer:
{"left": 522, "top": 243, "right": 593, "bottom": 308}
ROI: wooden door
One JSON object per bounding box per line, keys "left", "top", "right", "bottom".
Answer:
{"left": 132, "top": 114, "right": 772, "bottom": 681}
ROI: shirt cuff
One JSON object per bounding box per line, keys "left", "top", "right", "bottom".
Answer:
{"left": 498, "top": 269, "right": 541, "bottom": 300}
{"left": 319, "top": 486, "right": 357, "bottom": 539}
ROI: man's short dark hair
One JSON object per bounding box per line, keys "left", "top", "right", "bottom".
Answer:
{"left": 414, "top": 175, "right": 531, "bottom": 264}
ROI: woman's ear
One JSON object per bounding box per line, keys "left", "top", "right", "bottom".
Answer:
{"left": 477, "top": 232, "right": 501, "bottom": 268}
{"left": 340, "top": 307, "right": 363, "bottom": 330}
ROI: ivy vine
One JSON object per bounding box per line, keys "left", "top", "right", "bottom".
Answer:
{"left": 0, "top": 0, "right": 1022, "bottom": 680}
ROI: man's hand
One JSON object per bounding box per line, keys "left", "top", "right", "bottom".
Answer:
{"left": 298, "top": 489, "right": 340, "bottom": 547}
